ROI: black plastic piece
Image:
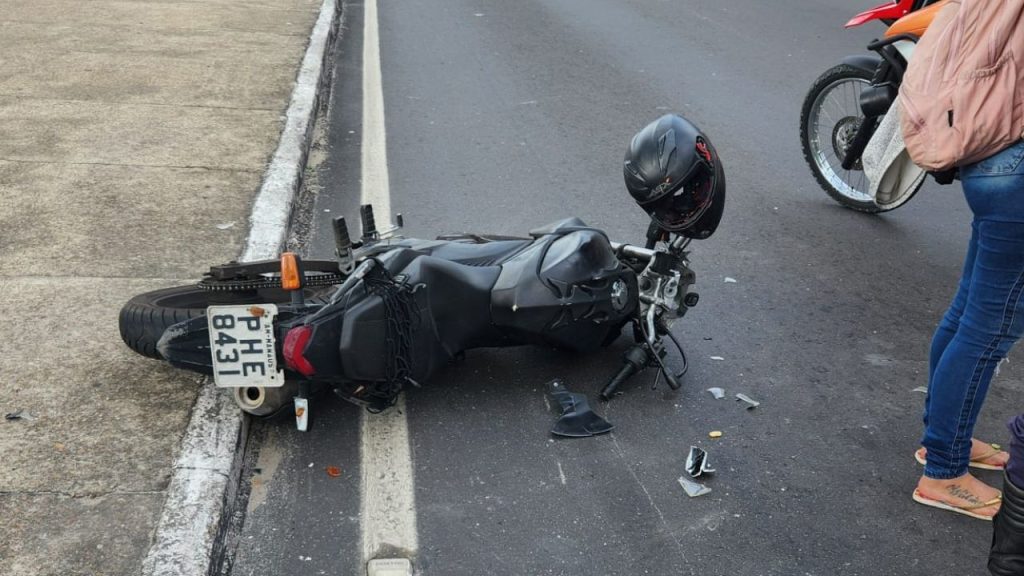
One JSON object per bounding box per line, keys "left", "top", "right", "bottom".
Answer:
{"left": 600, "top": 344, "right": 651, "bottom": 400}
{"left": 333, "top": 216, "right": 352, "bottom": 254}
{"left": 859, "top": 83, "right": 897, "bottom": 117}
{"left": 360, "top": 204, "right": 377, "bottom": 241}
{"left": 547, "top": 380, "right": 614, "bottom": 438}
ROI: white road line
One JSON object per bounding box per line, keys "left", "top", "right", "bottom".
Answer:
{"left": 361, "top": 396, "right": 419, "bottom": 559}
{"left": 361, "top": 0, "right": 392, "bottom": 221}
{"left": 359, "top": 0, "right": 418, "bottom": 564}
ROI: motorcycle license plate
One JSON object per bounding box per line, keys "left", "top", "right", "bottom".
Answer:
{"left": 206, "top": 304, "right": 284, "bottom": 388}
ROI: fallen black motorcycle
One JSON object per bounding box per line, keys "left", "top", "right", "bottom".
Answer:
{"left": 119, "top": 114, "right": 725, "bottom": 429}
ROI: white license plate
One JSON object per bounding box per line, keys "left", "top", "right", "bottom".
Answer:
{"left": 207, "top": 304, "right": 284, "bottom": 388}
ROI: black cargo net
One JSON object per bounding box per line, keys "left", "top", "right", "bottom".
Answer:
{"left": 363, "top": 264, "right": 421, "bottom": 409}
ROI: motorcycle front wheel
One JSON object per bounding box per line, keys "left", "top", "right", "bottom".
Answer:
{"left": 800, "top": 64, "right": 915, "bottom": 213}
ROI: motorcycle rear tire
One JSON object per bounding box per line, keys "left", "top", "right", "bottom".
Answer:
{"left": 800, "top": 64, "right": 921, "bottom": 213}
{"left": 118, "top": 284, "right": 329, "bottom": 360}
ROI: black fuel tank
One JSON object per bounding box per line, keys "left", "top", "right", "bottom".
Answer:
{"left": 490, "top": 224, "right": 637, "bottom": 351}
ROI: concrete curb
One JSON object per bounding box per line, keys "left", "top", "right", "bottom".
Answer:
{"left": 140, "top": 1, "right": 340, "bottom": 574}
{"left": 243, "top": 0, "right": 341, "bottom": 262}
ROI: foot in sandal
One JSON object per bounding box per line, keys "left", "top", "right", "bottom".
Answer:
{"left": 914, "top": 473, "right": 1003, "bottom": 520}
{"left": 915, "top": 438, "right": 1010, "bottom": 470}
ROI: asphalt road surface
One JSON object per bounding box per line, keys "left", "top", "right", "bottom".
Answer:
{"left": 226, "top": 1, "right": 1022, "bottom": 575}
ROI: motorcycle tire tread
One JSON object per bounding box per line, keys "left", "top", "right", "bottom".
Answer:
{"left": 119, "top": 287, "right": 208, "bottom": 360}
{"left": 118, "top": 284, "right": 330, "bottom": 360}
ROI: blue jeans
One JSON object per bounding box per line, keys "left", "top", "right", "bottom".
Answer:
{"left": 922, "top": 139, "right": 1024, "bottom": 479}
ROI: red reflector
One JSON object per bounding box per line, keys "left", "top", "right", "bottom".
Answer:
{"left": 283, "top": 326, "right": 315, "bottom": 377}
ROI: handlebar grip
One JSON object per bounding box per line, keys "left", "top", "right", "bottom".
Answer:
{"left": 360, "top": 205, "right": 377, "bottom": 239}
{"left": 600, "top": 362, "right": 639, "bottom": 401}
{"left": 333, "top": 216, "right": 352, "bottom": 253}
{"left": 663, "top": 369, "right": 681, "bottom": 390}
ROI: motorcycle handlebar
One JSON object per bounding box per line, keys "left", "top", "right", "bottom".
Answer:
{"left": 610, "top": 242, "right": 655, "bottom": 262}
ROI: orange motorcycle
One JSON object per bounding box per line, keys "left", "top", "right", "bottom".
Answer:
{"left": 799, "top": 0, "right": 947, "bottom": 212}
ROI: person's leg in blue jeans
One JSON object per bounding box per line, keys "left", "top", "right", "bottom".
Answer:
{"left": 916, "top": 140, "right": 1024, "bottom": 519}
{"left": 919, "top": 225, "right": 1011, "bottom": 469}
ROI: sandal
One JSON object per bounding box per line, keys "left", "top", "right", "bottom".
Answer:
{"left": 914, "top": 443, "right": 1006, "bottom": 471}
{"left": 912, "top": 488, "right": 1002, "bottom": 521}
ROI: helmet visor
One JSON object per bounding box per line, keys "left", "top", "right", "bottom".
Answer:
{"left": 649, "top": 165, "right": 714, "bottom": 231}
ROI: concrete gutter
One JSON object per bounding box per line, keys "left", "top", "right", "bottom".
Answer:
{"left": 140, "top": 1, "right": 340, "bottom": 574}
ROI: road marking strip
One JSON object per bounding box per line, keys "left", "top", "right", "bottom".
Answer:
{"left": 361, "top": 0, "right": 393, "bottom": 221}
{"left": 359, "top": 0, "right": 419, "bottom": 563}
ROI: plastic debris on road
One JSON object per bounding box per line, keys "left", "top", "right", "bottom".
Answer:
{"left": 707, "top": 387, "right": 725, "bottom": 399}
{"left": 685, "top": 446, "right": 716, "bottom": 478}
{"left": 709, "top": 430, "right": 723, "bottom": 439}
{"left": 911, "top": 386, "right": 928, "bottom": 394}
{"left": 215, "top": 221, "right": 236, "bottom": 230}
{"left": 325, "top": 466, "right": 342, "bottom": 478}
{"left": 724, "top": 277, "right": 737, "bottom": 283}
{"left": 736, "top": 393, "right": 760, "bottom": 410}
{"left": 710, "top": 356, "right": 725, "bottom": 361}
{"left": 547, "top": 379, "right": 614, "bottom": 438}
{"left": 678, "top": 475, "right": 712, "bottom": 498}
{"left": 5, "top": 409, "right": 35, "bottom": 421}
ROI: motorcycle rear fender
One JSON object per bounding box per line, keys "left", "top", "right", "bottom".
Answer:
{"left": 845, "top": 0, "right": 914, "bottom": 28}
{"left": 841, "top": 54, "right": 882, "bottom": 75}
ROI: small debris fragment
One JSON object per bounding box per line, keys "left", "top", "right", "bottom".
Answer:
{"left": 724, "top": 277, "right": 737, "bottom": 284}
{"left": 911, "top": 386, "right": 928, "bottom": 394}
{"left": 709, "top": 430, "right": 723, "bottom": 439}
{"left": 5, "top": 409, "right": 35, "bottom": 421}
{"left": 678, "top": 475, "right": 712, "bottom": 498}
{"left": 686, "top": 446, "right": 716, "bottom": 478}
{"left": 735, "top": 393, "right": 760, "bottom": 410}
{"left": 707, "top": 387, "right": 725, "bottom": 400}
{"left": 215, "top": 221, "right": 236, "bottom": 230}
{"left": 308, "top": 462, "right": 314, "bottom": 468}
{"left": 547, "top": 379, "right": 613, "bottom": 438}
{"left": 325, "top": 466, "right": 341, "bottom": 478}
{"left": 710, "top": 356, "right": 725, "bottom": 361}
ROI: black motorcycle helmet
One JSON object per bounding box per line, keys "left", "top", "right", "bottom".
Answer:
{"left": 623, "top": 114, "right": 725, "bottom": 239}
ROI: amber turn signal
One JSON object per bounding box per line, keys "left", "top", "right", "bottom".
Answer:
{"left": 280, "top": 252, "right": 303, "bottom": 291}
